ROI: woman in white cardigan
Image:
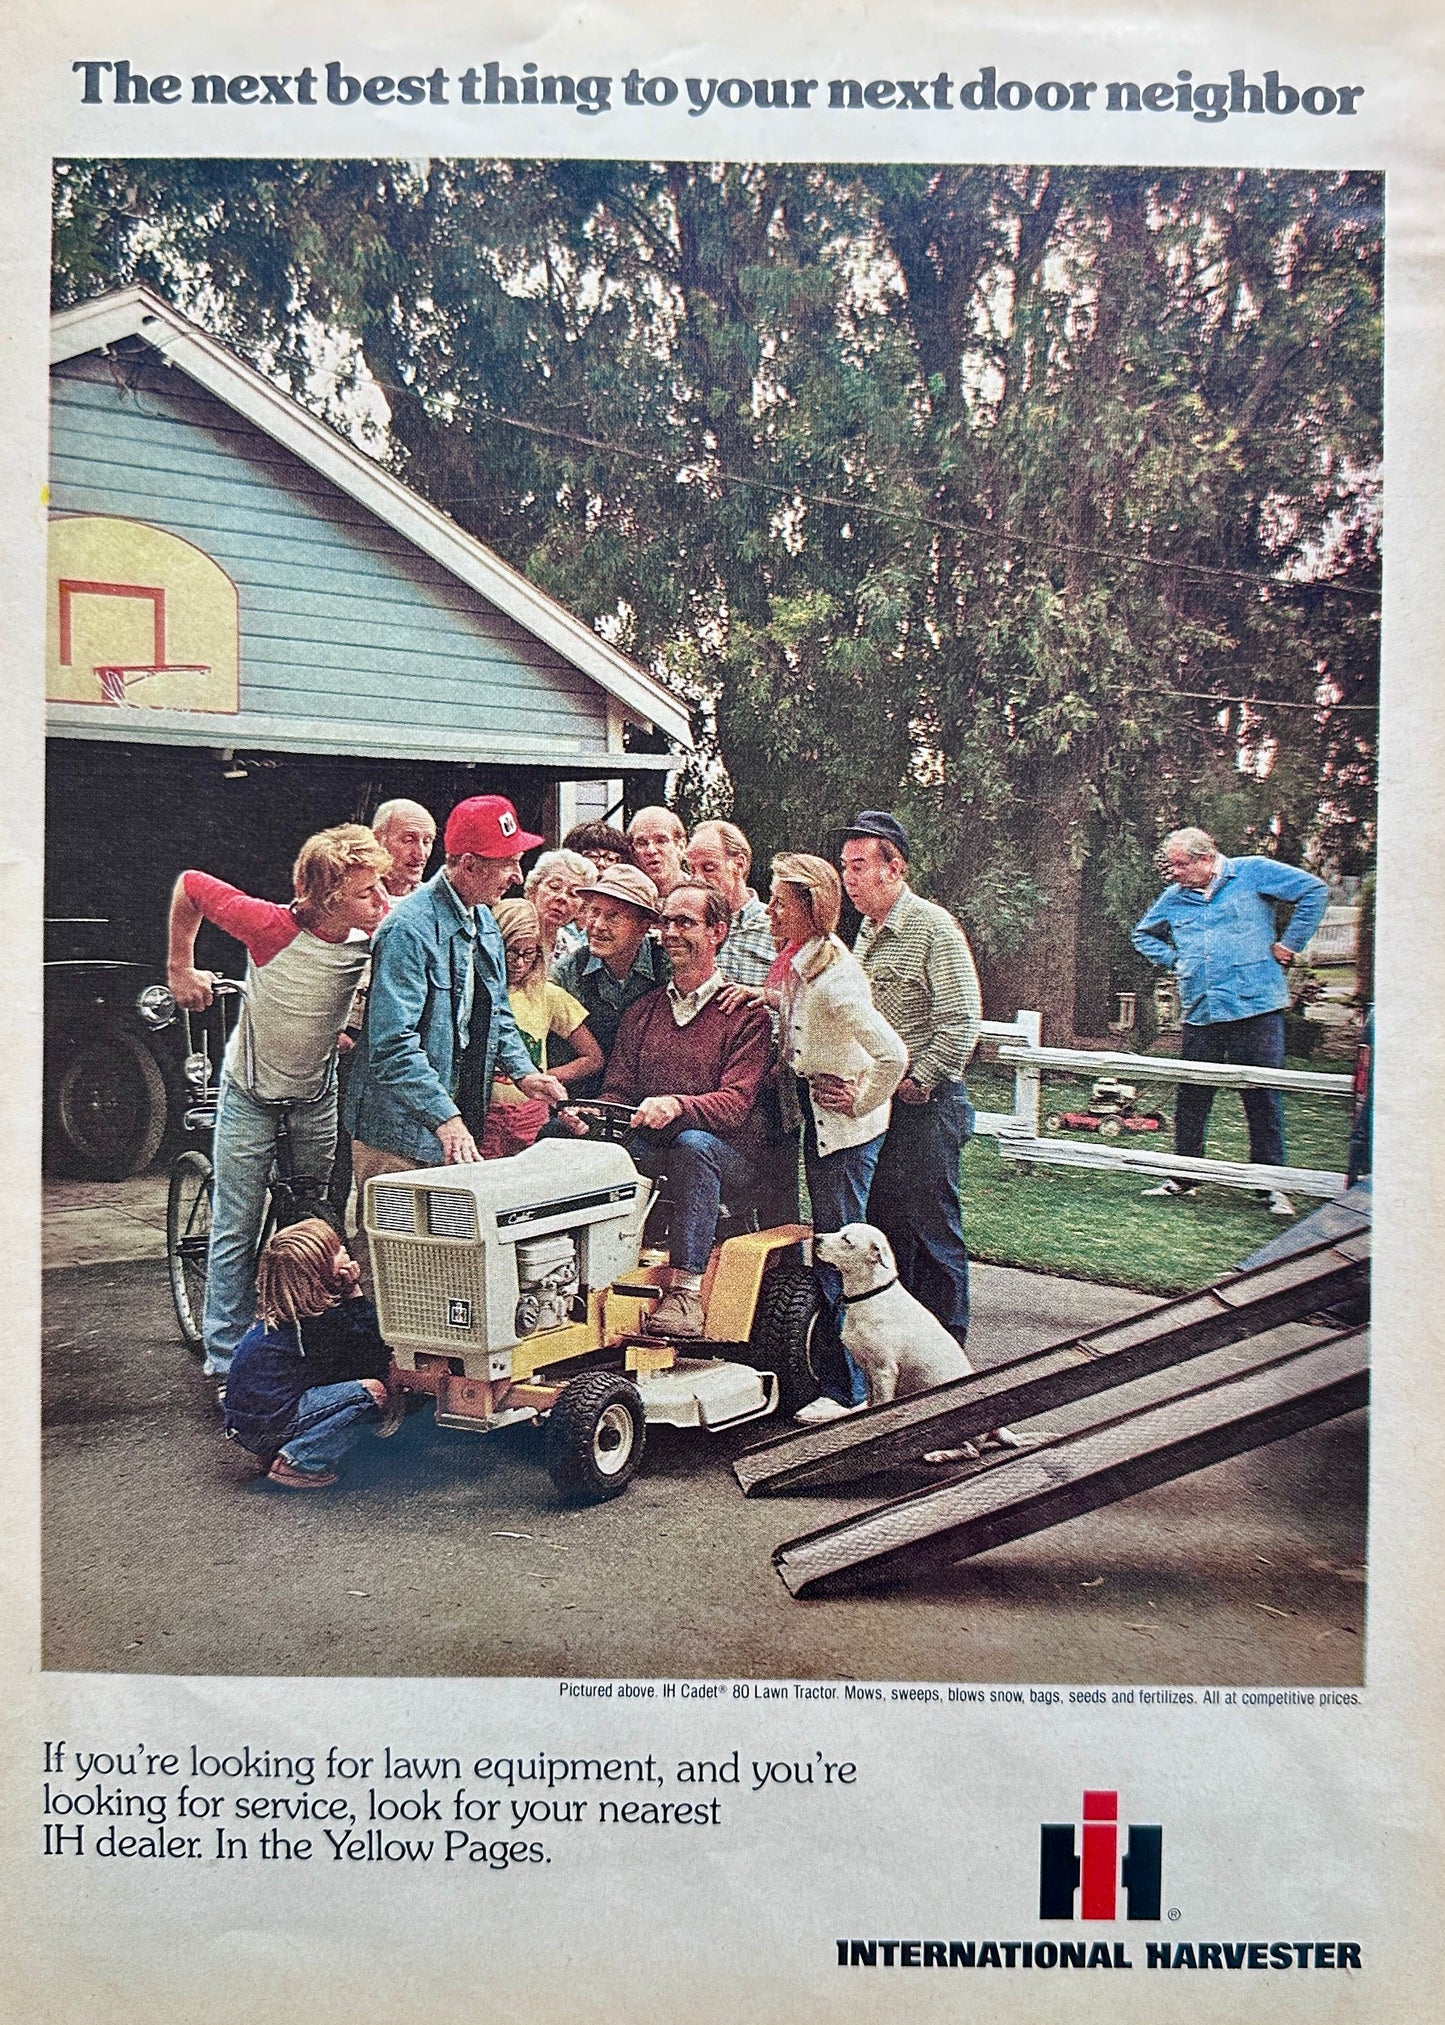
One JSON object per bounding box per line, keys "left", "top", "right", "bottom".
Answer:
{"left": 768, "top": 852, "right": 908, "bottom": 1410}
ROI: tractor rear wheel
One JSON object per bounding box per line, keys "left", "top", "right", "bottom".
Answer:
{"left": 545, "top": 1371, "right": 647, "bottom": 1504}
{"left": 752, "top": 1261, "right": 828, "bottom": 1417}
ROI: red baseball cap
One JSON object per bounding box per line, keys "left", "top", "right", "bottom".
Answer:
{"left": 444, "top": 796, "right": 544, "bottom": 859}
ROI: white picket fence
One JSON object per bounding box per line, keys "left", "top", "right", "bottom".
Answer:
{"left": 970, "top": 1017, "right": 1354, "bottom": 1199}
{"left": 1300, "top": 905, "right": 1360, "bottom": 968}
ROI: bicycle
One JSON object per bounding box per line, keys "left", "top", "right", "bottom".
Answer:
{"left": 136, "top": 980, "right": 337, "bottom": 1351}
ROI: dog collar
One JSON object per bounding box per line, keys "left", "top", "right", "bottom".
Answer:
{"left": 839, "top": 1277, "right": 899, "bottom": 1308}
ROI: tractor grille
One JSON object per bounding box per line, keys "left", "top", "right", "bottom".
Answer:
{"left": 426, "top": 1189, "right": 477, "bottom": 1240}
{"left": 370, "top": 1185, "right": 418, "bottom": 1234}
{"left": 375, "top": 1237, "right": 486, "bottom": 1347}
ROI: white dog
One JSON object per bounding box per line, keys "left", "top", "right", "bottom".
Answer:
{"left": 807, "top": 1225, "right": 1021, "bottom": 1460}
{"left": 813, "top": 1224, "right": 973, "bottom": 1404}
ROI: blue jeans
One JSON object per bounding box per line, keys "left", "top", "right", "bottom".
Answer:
{"left": 628, "top": 1128, "right": 758, "bottom": 1273}
{"left": 802, "top": 1088, "right": 883, "bottom": 1405}
{"left": 278, "top": 1381, "right": 380, "bottom": 1473}
{"left": 1176, "top": 1012, "right": 1286, "bottom": 1169}
{"left": 865, "top": 1079, "right": 973, "bottom": 1350}
{"left": 203, "top": 1071, "right": 338, "bottom": 1377}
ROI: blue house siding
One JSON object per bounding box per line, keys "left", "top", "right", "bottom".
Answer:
{"left": 49, "top": 347, "right": 612, "bottom": 753}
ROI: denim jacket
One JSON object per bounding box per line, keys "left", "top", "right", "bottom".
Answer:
{"left": 343, "top": 871, "right": 534, "bottom": 1165}
{"left": 1131, "top": 855, "right": 1329, "bottom": 1025}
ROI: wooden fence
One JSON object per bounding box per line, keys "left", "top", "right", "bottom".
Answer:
{"left": 970, "top": 1024, "right": 1354, "bottom": 1199}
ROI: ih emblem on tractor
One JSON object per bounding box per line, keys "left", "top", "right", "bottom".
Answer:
{"left": 447, "top": 1298, "right": 472, "bottom": 1328}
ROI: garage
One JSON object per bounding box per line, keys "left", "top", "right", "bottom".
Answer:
{"left": 44, "top": 286, "right": 690, "bottom": 1174}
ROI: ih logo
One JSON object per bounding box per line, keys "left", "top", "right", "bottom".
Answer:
{"left": 1039, "top": 1790, "right": 1163, "bottom": 1921}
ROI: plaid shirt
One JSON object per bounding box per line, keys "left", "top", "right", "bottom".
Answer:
{"left": 854, "top": 887, "right": 982, "bottom": 1092}
{"left": 717, "top": 891, "right": 777, "bottom": 988}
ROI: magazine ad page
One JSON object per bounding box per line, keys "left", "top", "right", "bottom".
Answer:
{"left": 1, "top": 0, "right": 1440, "bottom": 2018}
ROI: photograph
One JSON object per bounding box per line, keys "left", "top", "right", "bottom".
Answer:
{"left": 41, "top": 152, "right": 1377, "bottom": 1683}
{"left": 8, "top": 3, "right": 1445, "bottom": 2020}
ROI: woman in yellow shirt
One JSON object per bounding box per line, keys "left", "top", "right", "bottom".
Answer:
{"left": 481, "top": 900, "right": 604, "bottom": 1157}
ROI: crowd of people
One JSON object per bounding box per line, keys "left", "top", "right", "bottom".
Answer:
{"left": 168, "top": 796, "right": 1328, "bottom": 1489}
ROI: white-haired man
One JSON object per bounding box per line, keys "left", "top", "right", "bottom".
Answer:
{"left": 371, "top": 799, "right": 436, "bottom": 899}
{"left": 1131, "top": 827, "right": 1329, "bottom": 1214}
{"left": 686, "top": 818, "right": 776, "bottom": 986}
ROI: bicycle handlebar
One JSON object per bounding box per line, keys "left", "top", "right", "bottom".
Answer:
{"left": 136, "top": 978, "right": 246, "bottom": 1030}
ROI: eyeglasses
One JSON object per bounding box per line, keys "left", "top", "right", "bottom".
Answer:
{"left": 664, "top": 913, "right": 708, "bottom": 930}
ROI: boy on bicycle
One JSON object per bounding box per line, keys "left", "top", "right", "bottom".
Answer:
{"left": 166, "top": 824, "right": 392, "bottom": 1393}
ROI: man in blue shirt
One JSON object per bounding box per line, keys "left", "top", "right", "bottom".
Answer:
{"left": 1131, "top": 828, "right": 1329, "bottom": 1211}
{"left": 345, "top": 796, "right": 568, "bottom": 1185}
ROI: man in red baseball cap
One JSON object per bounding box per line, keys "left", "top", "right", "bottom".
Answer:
{"left": 345, "top": 796, "right": 565, "bottom": 1201}
{"left": 443, "top": 794, "right": 545, "bottom": 861}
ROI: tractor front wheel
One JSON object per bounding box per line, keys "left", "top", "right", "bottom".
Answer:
{"left": 545, "top": 1371, "right": 647, "bottom": 1504}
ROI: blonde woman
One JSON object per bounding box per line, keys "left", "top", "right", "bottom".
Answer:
{"left": 482, "top": 899, "right": 604, "bottom": 1157}
{"left": 769, "top": 852, "right": 908, "bottom": 1414}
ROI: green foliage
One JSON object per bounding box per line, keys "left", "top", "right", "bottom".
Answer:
{"left": 53, "top": 159, "right": 1380, "bottom": 1027}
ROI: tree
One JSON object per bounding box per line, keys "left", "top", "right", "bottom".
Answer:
{"left": 53, "top": 159, "right": 1379, "bottom": 1036}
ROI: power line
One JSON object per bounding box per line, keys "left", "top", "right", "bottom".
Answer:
{"left": 1151, "top": 688, "right": 1377, "bottom": 714}
{"left": 476, "top": 409, "right": 1381, "bottom": 603}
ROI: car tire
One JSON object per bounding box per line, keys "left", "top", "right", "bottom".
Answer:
{"left": 545, "top": 1371, "right": 647, "bottom": 1503}
{"left": 50, "top": 1025, "right": 168, "bottom": 1179}
{"left": 166, "top": 1148, "right": 214, "bottom": 1353}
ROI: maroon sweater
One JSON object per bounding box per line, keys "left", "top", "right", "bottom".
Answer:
{"left": 599, "top": 985, "right": 773, "bottom": 1162}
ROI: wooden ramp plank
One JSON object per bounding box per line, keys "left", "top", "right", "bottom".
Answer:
{"left": 773, "top": 1329, "right": 1368, "bottom": 1598}
{"left": 735, "top": 1237, "right": 1368, "bottom": 1497}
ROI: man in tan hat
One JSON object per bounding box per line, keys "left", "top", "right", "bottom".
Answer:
{"left": 549, "top": 863, "right": 668, "bottom": 1096}
{"left": 567, "top": 881, "right": 773, "bottom": 1337}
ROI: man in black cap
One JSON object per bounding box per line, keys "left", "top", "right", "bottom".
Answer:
{"left": 830, "top": 811, "right": 983, "bottom": 1350}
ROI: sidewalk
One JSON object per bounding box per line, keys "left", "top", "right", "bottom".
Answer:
{"left": 43, "top": 1167, "right": 169, "bottom": 1270}
{"left": 42, "top": 1177, "right": 1364, "bottom": 1684}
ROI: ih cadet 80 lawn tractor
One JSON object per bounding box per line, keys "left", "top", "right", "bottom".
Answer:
{"left": 363, "top": 1129, "right": 822, "bottom": 1504}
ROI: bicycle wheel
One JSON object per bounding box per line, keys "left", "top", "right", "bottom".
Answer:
{"left": 166, "top": 1149, "right": 214, "bottom": 1353}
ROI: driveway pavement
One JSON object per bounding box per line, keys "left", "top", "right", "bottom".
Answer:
{"left": 41, "top": 1172, "right": 1367, "bottom": 1685}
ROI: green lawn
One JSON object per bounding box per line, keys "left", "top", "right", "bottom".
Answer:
{"left": 962, "top": 1060, "right": 1353, "bottom": 1295}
